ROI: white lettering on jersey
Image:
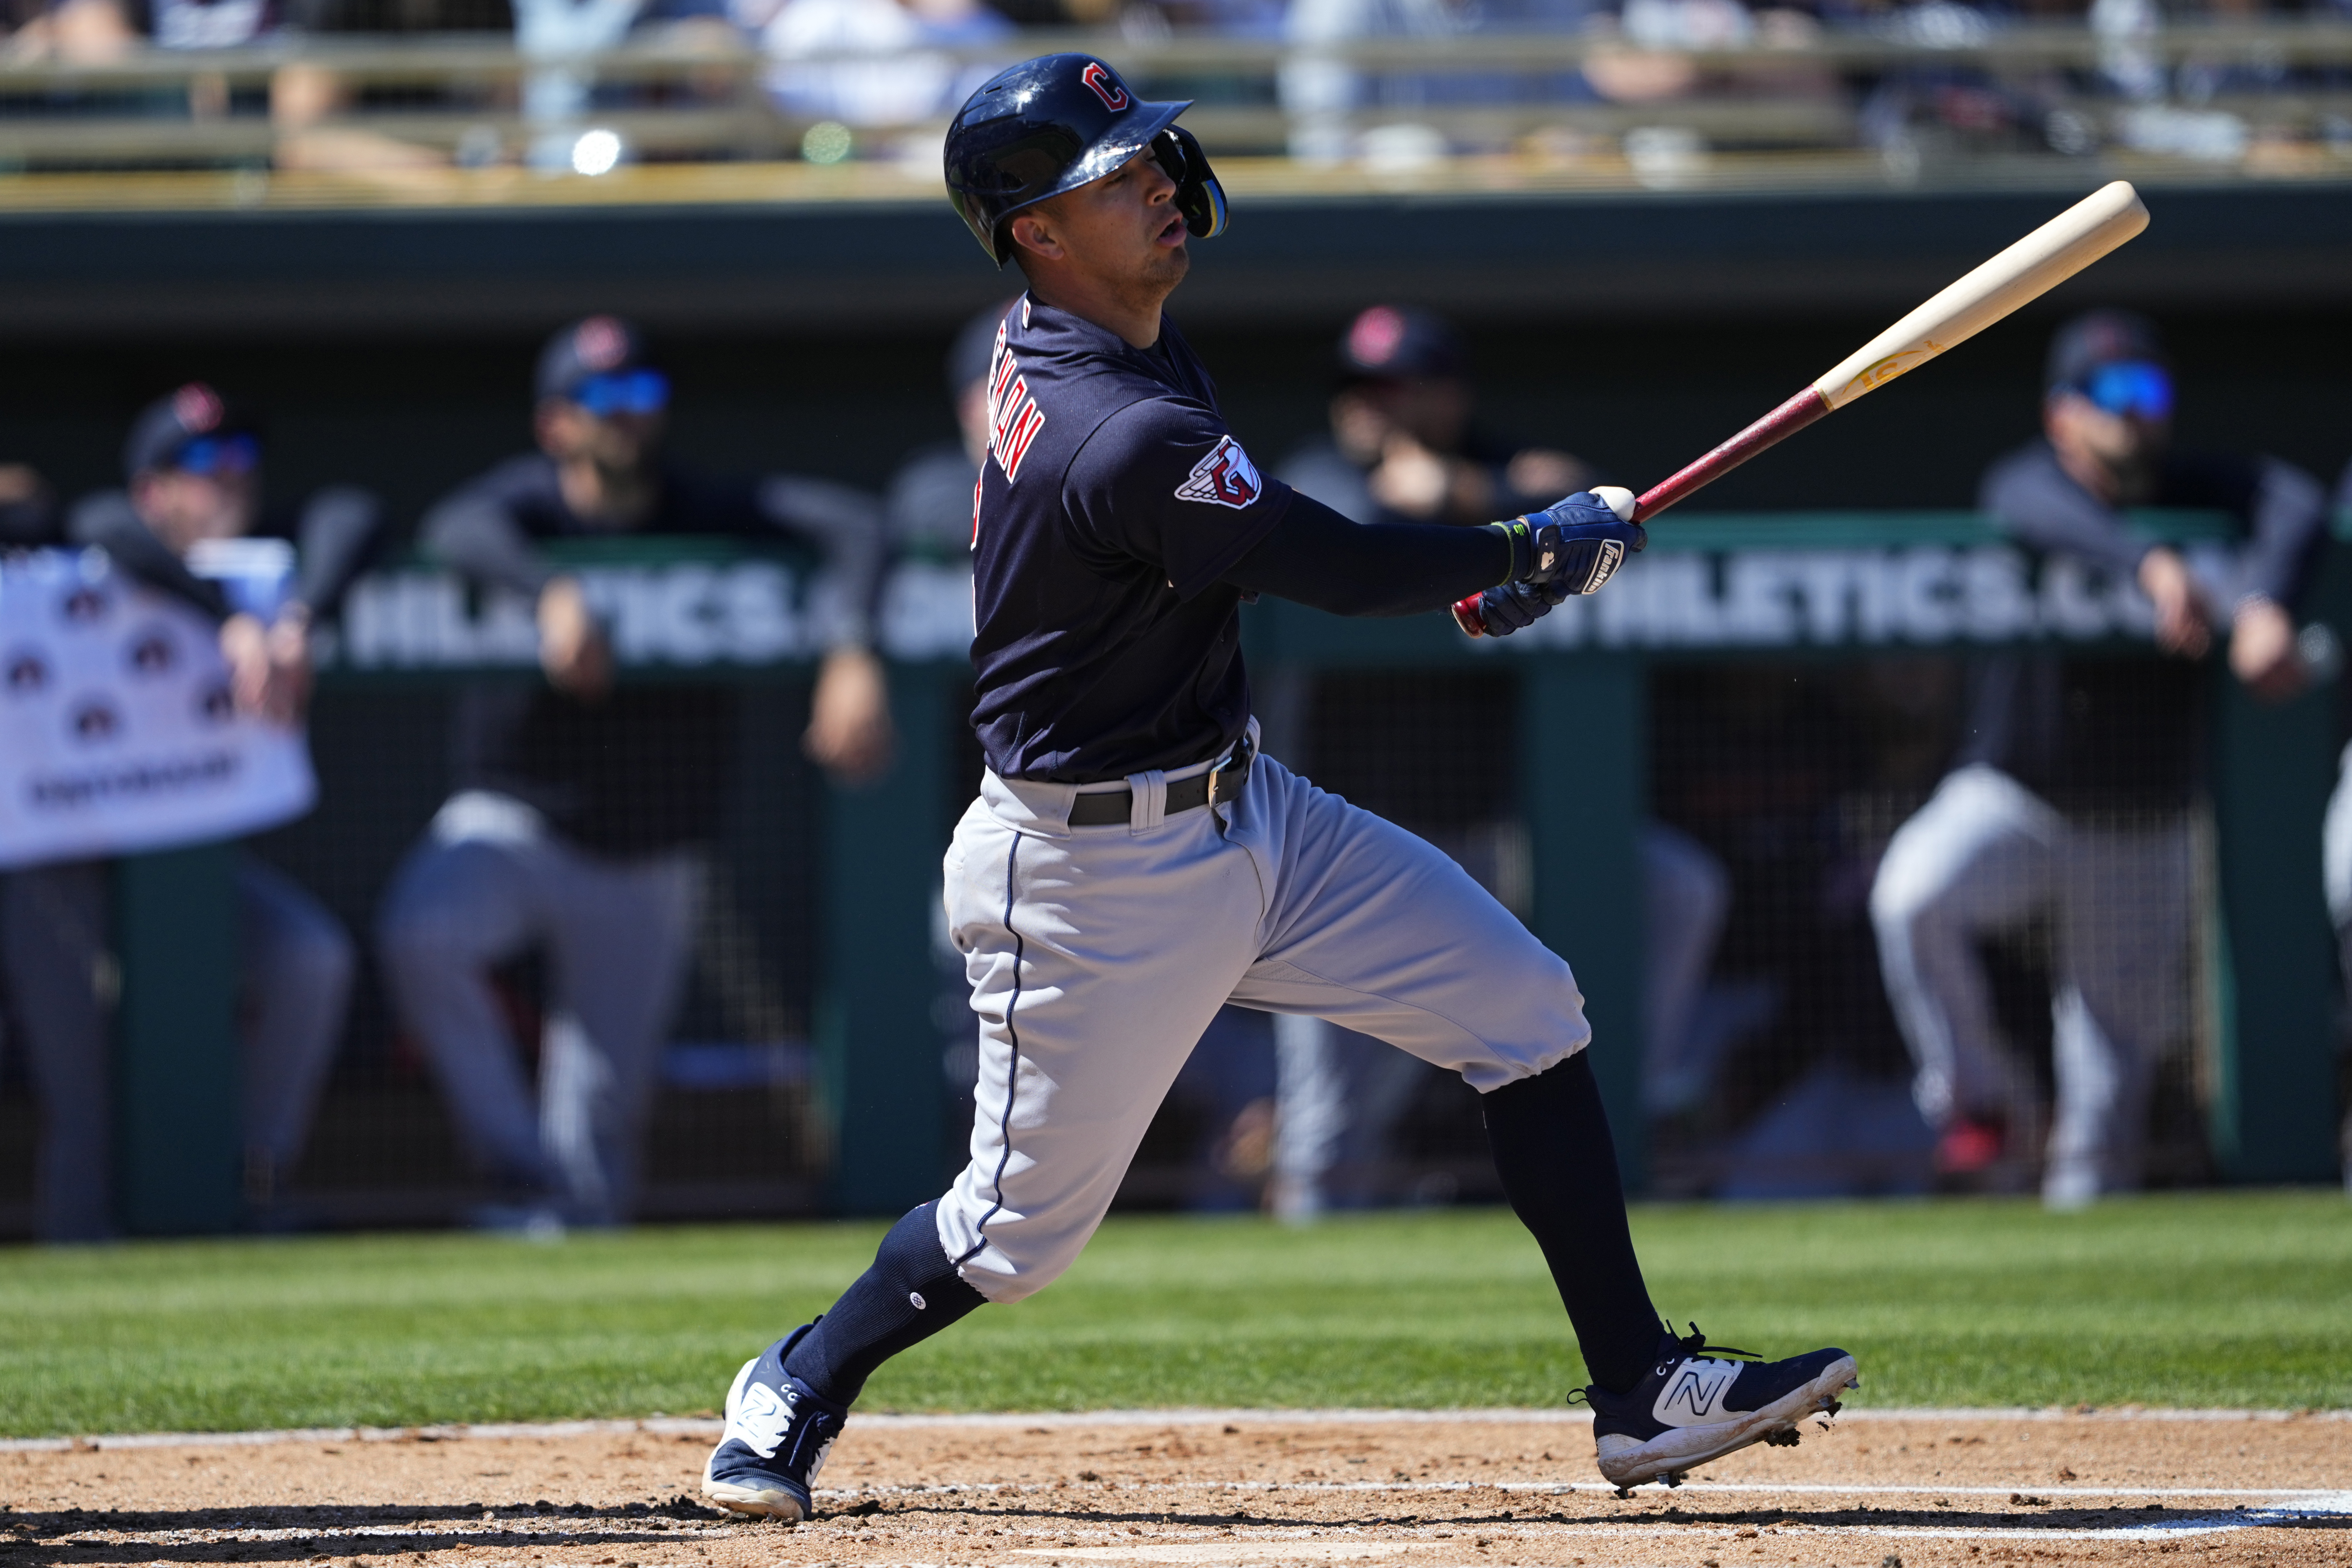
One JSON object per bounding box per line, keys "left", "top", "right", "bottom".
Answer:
{"left": 1174, "top": 436, "right": 1263, "bottom": 509}
{"left": 987, "top": 323, "right": 1046, "bottom": 484}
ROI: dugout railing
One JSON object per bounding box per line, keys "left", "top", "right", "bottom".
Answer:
{"left": 15, "top": 509, "right": 2344, "bottom": 1236}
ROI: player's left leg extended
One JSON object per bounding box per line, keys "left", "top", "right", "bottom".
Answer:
{"left": 1223, "top": 754, "right": 1857, "bottom": 1490}
{"left": 705, "top": 748, "right": 1274, "bottom": 1518}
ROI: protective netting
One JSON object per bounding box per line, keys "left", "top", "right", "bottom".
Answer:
{"left": 0, "top": 651, "right": 2219, "bottom": 1235}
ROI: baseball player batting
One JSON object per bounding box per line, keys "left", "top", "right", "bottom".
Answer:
{"left": 702, "top": 52, "right": 1858, "bottom": 1516}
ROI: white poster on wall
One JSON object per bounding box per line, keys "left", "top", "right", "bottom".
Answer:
{"left": 0, "top": 547, "right": 316, "bottom": 871}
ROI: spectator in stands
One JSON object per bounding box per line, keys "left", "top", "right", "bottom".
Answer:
{"left": 750, "top": 0, "right": 1011, "bottom": 149}
{"left": 270, "top": 60, "right": 452, "bottom": 175}
{"left": 376, "top": 316, "right": 891, "bottom": 1232}
{"left": 5, "top": 0, "right": 138, "bottom": 60}
{"left": 1271, "top": 304, "right": 1731, "bottom": 1215}
{"left": 1280, "top": 0, "right": 1596, "bottom": 163}
{"left": 1869, "top": 310, "right": 2328, "bottom": 1210}
{"left": 0, "top": 384, "right": 375, "bottom": 1241}
{"left": 154, "top": 0, "right": 273, "bottom": 48}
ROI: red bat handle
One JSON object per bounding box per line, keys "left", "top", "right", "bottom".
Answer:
{"left": 1629, "top": 385, "right": 1832, "bottom": 523}
{"left": 1452, "top": 384, "right": 1833, "bottom": 637}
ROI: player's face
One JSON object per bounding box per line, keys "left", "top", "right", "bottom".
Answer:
{"left": 2046, "top": 388, "right": 2168, "bottom": 493}
{"left": 1036, "top": 148, "right": 1189, "bottom": 291}
{"left": 537, "top": 397, "right": 664, "bottom": 473}
{"left": 1338, "top": 377, "right": 1471, "bottom": 454}
{"left": 130, "top": 466, "right": 259, "bottom": 555}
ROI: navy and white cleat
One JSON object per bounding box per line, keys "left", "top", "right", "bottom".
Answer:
{"left": 701, "top": 1325, "right": 848, "bottom": 1521}
{"left": 1583, "top": 1322, "right": 1858, "bottom": 1492}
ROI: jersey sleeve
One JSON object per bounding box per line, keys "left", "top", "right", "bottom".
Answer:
{"left": 1063, "top": 396, "right": 1293, "bottom": 600}
{"left": 1979, "top": 443, "right": 2147, "bottom": 579}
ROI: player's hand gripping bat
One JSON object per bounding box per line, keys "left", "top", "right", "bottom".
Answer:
{"left": 1454, "top": 179, "right": 2152, "bottom": 637}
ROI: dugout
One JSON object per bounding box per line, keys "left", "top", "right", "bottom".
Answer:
{"left": 1, "top": 174, "right": 2348, "bottom": 1232}
{"left": 5, "top": 514, "right": 2341, "bottom": 1234}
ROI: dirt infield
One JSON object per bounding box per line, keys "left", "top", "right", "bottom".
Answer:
{"left": 6, "top": 1411, "right": 2345, "bottom": 1568}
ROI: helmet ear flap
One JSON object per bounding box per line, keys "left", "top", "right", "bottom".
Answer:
{"left": 1154, "top": 125, "right": 1228, "bottom": 241}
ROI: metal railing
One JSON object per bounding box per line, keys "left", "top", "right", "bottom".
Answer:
{"left": 0, "top": 23, "right": 2349, "bottom": 187}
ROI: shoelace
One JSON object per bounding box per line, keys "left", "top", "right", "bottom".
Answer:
{"left": 1566, "top": 1321, "right": 1765, "bottom": 1408}
{"left": 1670, "top": 1321, "right": 1761, "bottom": 1366}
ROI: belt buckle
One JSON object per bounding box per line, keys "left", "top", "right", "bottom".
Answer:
{"left": 1204, "top": 732, "right": 1255, "bottom": 810}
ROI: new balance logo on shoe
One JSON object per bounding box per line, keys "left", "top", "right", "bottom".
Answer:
{"left": 1654, "top": 1360, "right": 1738, "bottom": 1424}
{"left": 726, "top": 1380, "right": 795, "bottom": 1459}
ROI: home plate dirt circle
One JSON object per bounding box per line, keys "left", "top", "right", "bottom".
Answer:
{"left": 6, "top": 1409, "right": 2345, "bottom": 1568}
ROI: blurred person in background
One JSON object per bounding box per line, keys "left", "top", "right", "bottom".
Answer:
{"left": 0, "top": 456, "right": 55, "bottom": 545}
{"left": 0, "top": 384, "right": 377, "bottom": 1241}
{"left": 269, "top": 59, "right": 454, "bottom": 174}
{"left": 2317, "top": 452, "right": 2352, "bottom": 1197}
{"left": 1280, "top": 0, "right": 1597, "bottom": 164}
{"left": 375, "top": 316, "right": 892, "bottom": 1233}
{"left": 883, "top": 298, "right": 1010, "bottom": 559}
{"left": 1271, "top": 304, "right": 1730, "bottom": 1216}
{"left": 748, "top": 0, "right": 1011, "bottom": 154}
{"left": 6, "top": 0, "right": 139, "bottom": 60}
{"left": 1281, "top": 304, "right": 1593, "bottom": 528}
{"left": 1870, "top": 310, "right": 2328, "bottom": 1211}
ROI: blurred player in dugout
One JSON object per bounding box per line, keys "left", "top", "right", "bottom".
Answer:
{"left": 1271, "top": 305, "right": 1735, "bottom": 1215}
{"left": 375, "top": 316, "right": 892, "bottom": 1231}
{"left": 1870, "top": 310, "right": 2328, "bottom": 1210}
{"left": 0, "top": 385, "right": 378, "bottom": 1241}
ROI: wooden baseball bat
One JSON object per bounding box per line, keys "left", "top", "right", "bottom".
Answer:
{"left": 1454, "top": 179, "right": 2151, "bottom": 637}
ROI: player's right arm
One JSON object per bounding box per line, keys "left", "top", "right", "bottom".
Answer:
{"left": 1223, "top": 490, "right": 1640, "bottom": 628}
{"left": 1065, "top": 397, "right": 1635, "bottom": 636}
{"left": 422, "top": 461, "right": 611, "bottom": 700}
{"left": 1983, "top": 446, "right": 2208, "bottom": 656}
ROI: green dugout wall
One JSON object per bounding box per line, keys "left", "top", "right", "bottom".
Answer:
{"left": 100, "top": 512, "right": 2349, "bottom": 1230}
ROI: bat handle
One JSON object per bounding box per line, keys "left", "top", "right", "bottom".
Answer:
{"left": 1632, "top": 385, "right": 1833, "bottom": 524}
{"left": 1454, "top": 379, "right": 1826, "bottom": 635}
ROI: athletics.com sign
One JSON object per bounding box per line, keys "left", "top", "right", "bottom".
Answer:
{"left": 321, "top": 543, "right": 2179, "bottom": 672}
{"left": 1492, "top": 545, "right": 2160, "bottom": 651}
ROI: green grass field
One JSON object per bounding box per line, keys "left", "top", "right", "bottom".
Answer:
{"left": 2, "top": 1191, "right": 2346, "bottom": 1438}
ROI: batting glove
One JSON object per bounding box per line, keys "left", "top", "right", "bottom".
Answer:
{"left": 1465, "top": 579, "right": 1559, "bottom": 637}
{"left": 1489, "top": 487, "right": 1646, "bottom": 598}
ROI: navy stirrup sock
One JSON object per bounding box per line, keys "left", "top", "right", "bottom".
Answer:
{"left": 1481, "top": 1052, "right": 1663, "bottom": 1397}
{"left": 782, "top": 1203, "right": 989, "bottom": 1406}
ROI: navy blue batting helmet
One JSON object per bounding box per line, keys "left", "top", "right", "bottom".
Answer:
{"left": 943, "top": 53, "right": 1228, "bottom": 267}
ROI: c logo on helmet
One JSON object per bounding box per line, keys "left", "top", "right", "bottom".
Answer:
{"left": 1080, "top": 62, "right": 1129, "bottom": 112}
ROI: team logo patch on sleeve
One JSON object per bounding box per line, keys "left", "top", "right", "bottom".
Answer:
{"left": 1174, "top": 436, "right": 1264, "bottom": 509}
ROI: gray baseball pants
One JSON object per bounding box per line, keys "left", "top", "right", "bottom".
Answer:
{"left": 1869, "top": 764, "right": 2192, "bottom": 1206}
{"left": 375, "top": 791, "right": 700, "bottom": 1225}
{"left": 0, "top": 854, "right": 353, "bottom": 1242}
{"left": 934, "top": 733, "right": 1590, "bottom": 1302}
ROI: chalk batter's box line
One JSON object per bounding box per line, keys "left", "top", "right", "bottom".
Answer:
{"left": 6, "top": 1405, "right": 2346, "bottom": 1453}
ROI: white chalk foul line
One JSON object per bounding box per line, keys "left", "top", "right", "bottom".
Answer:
{"left": 821, "top": 1478, "right": 2347, "bottom": 1503}
{"left": 6, "top": 1405, "right": 2347, "bottom": 1453}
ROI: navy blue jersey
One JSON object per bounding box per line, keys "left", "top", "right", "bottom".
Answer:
{"left": 970, "top": 295, "right": 1294, "bottom": 782}
{"left": 1958, "top": 439, "right": 2327, "bottom": 815}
